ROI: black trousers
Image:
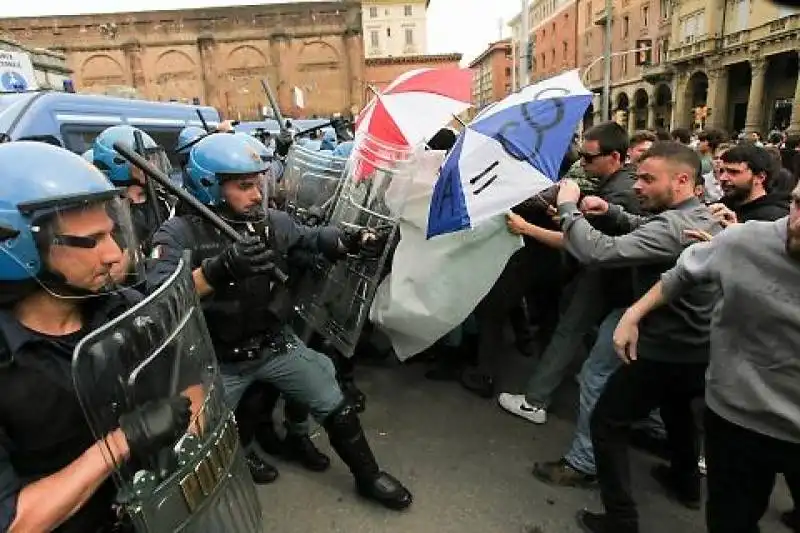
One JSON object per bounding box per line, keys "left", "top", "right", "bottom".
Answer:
{"left": 705, "top": 408, "right": 800, "bottom": 533}
{"left": 590, "top": 358, "right": 707, "bottom": 529}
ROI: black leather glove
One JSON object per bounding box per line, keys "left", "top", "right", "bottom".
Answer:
{"left": 201, "top": 235, "right": 275, "bottom": 287}
{"left": 119, "top": 396, "right": 191, "bottom": 460}
{"left": 275, "top": 130, "right": 294, "bottom": 158}
{"left": 342, "top": 227, "right": 388, "bottom": 259}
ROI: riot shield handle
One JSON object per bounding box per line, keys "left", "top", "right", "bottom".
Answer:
{"left": 112, "top": 142, "right": 289, "bottom": 284}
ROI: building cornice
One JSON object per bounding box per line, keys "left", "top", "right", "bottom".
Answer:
{"left": 365, "top": 52, "right": 461, "bottom": 65}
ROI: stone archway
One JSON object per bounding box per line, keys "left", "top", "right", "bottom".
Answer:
{"left": 224, "top": 45, "right": 270, "bottom": 120}
{"left": 296, "top": 40, "right": 343, "bottom": 115}
{"left": 652, "top": 83, "right": 673, "bottom": 130}
{"left": 614, "top": 92, "right": 630, "bottom": 130}
{"left": 632, "top": 89, "right": 649, "bottom": 131}
{"left": 685, "top": 70, "right": 709, "bottom": 129}
{"left": 81, "top": 54, "right": 126, "bottom": 92}
{"left": 153, "top": 50, "right": 201, "bottom": 103}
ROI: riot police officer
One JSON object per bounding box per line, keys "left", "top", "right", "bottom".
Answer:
{"left": 92, "top": 125, "right": 172, "bottom": 253}
{"left": 0, "top": 142, "right": 192, "bottom": 533}
{"left": 147, "top": 133, "right": 412, "bottom": 510}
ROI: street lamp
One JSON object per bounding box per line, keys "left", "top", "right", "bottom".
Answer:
{"left": 582, "top": 46, "right": 651, "bottom": 120}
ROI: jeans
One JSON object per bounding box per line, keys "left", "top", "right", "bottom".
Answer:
{"left": 705, "top": 408, "right": 800, "bottom": 533}
{"left": 564, "top": 308, "right": 624, "bottom": 475}
{"left": 590, "top": 358, "right": 707, "bottom": 529}
{"left": 524, "top": 270, "right": 609, "bottom": 408}
{"left": 220, "top": 331, "right": 345, "bottom": 435}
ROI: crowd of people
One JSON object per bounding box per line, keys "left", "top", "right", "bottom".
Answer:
{"left": 413, "top": 121, "right": 800, "bottom": 533}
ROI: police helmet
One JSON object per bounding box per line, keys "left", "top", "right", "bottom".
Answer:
{"left": 176, "top": 126, "right": 208, "bottom": 155}
{"left": 320, "top": 129, "right": 337, "bottom": 151}
{"left": 186, "top": 133, "right": 269, "bottom": 206}
{"left": 332, "top": 140, "right": 354, "bottom": 159}
{"left": 0, "top": 142, "right": 123, "bottom": 281}
{"left": 234, "top": 133, "right": 273, "bottom": 163}
{"left": 92, "top": 125, "right": 170, "bottom": 185}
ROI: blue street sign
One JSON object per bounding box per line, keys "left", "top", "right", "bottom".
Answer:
{"left": 0, "top": 70, "right": 28, "bottom": 92}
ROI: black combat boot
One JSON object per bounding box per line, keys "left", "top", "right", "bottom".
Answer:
{"left": 280, "top": 401, "right": 330, "bottom": 472}
{"left": 237, "top": 383, "right": 280, "bottom": 484}
{"left": 336, "top": 353, "right": 367, "bottom": 412}
{"left": 324, "top": 403, "right": 412, "bottom": 511}
{"left": 244, "top": 450, "right": 279, "bottom": 484}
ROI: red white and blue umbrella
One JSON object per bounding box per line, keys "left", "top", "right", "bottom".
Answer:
{"left": 427, "top": 69, "right": 592, "bottom": 238}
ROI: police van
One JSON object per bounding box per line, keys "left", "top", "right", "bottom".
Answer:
{"left": 0, "top": 91, "right": 220, "bottom": 166}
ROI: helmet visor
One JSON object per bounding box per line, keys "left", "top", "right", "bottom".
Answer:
{"left": 10, "top": 192, "right": 144, "bottom": 297}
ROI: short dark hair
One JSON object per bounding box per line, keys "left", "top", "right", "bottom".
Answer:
{"left": 639, "top": 141, "right": 702, "bottom": 186}
{"left": 630, "top": 130, "right": 657, "bottom": 146}
{"left": 768, "top": 131, "right": 784, "bottom": 145}
{"left": 720, "top": 144, "right": 777, "bottom": 186}
{"left": 697, "top": 129, "right": 727, "bottom": 151}
{"left": 670, "top": 128, "right": 692, "bottom": 145}
{"left": 584, "top": 121, "right": 629, "bottom": 159}
{"left": 654, "top": 128, "right": 672, "bottom": 141}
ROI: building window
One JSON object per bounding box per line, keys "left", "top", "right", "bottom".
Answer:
{"left": 586, "top": 1, "right": 592, "bottom": 25}
{"left": 642, "top": 5, "right": 649, "bottom": 26}
{"left": 660, "top": 38, "right": 669, "bottom": 62}
{"left": 680, "top": 11, "right": 705, "bottom": 43}
{"left": 622, "top": 15, "right": 630, "bottom": 37}
{"left": 551, "top": 49, "right": 556, "bottom": 66}
{"left": 552, "top": 22, "right": 556, "bottom": 34}
{"left": 387, "top": 27, "right": 392, "bottom": 37}
{"left": 370, "top": 30, "right": 379, "bottom": 47}
{"left": 563, "top": 41, "right": 568, "bottom": 57}
{"left": 369, "top": 6, "right": 377, "bottom": 17}
{"left": 404, "top": 5, "right": 413, "bottom": 16}
{"left": 621, "top": 54, "right": 628, "bottom": 74}
{"left": 405, "top": 28, "right": 414, "bottom": 45}
{"left": 584, "top": 31, "right": 590, "bottom": 47}
{"left": 660, "top": 0, "right": 670, "bottom": 19}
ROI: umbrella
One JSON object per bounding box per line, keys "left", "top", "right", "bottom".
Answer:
{"left": 426, "top": 69, "right": 592, "bottom": 239}
{"left": 355, "top": 68, "right": 473, "bottom": 148}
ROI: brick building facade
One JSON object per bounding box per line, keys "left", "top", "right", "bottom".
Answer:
{"left": 0, "top": 2, "right": 365, "bottom": 119}
{"left": 532, "top": 0, "right": 579, "bottom": 80}
{"left": 468, "top": 39, "right": 512, "bottom": 109}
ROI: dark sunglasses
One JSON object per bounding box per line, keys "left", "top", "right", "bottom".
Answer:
{"left": 579, "top": 150, "right": 612, "bottom": 162}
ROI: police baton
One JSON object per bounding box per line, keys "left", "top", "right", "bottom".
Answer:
{"left": 112, "top": 142, "right": 289, "bottom": 283}
{"left": 133, "top": 130, "right": 164, "bottom": 229}
{"left": 261, "top": 79, "right": 287, "bottom": 133}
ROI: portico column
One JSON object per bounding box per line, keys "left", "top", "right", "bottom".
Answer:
{"left": 787, "top": 54, "right": 800, "bottom": 135}
{"left": 744, "top": 57, "right": 767, "bottom": 135}
{"left": 673, "top": 73, "right": 690, "bottom": 129}
{"left": 706, "top": 66, "right": 729, "bottom": 131}
{"left": 647, "top": 101, "right": 657, "bottom": 130}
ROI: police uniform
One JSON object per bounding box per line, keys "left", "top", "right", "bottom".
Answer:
{"left": 0, "top": 294, "right": 136, "bottom": 532}
{"left": 146, "top": 132, "right": 411, "bottom": 510}
{"left": 0, "top": 141, "right": 193, "bottom": 533}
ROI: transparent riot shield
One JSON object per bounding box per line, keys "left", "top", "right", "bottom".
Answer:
{"left": 281, "top": 144, "right": 348, "bottom": 226}
{"left": 292, "top": 133, "right": 422, "bottom": 357}
{"left": 72, "top": 256, "right": 262, "bottom": 533}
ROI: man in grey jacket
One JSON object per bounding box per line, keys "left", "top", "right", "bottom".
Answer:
{"left": 555, "top": 141, "right": 722, "bottom": 533}
{"left": 613, "top": 185, "right": 800, "bottom": 533}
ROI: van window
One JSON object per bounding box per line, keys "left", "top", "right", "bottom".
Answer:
{"left": 61, "top": 124, "right": 183, "bottom": 165}
{"left": 18, "top": 135, "right": 63, "bottom": 147}
{"left": 61, "top": 124, "right": 109, "bottom": 154}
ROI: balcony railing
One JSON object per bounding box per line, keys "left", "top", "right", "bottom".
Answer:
{"left": 593, "top": 6, "right": 612, "bottom": 25}
{"left": 667, "top": 37, "right": 716, "bottom": 62}
{"left": 722, "top": 13, "right": 800, "bottom": 49}
{"left": 641, "top": 62, "right": 675, "bottom": 83}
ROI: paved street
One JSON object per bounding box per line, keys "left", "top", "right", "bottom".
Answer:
{"left": 257, "top": 348, "right": 790, "bottom": 533}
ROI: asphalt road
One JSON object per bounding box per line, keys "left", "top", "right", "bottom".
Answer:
{"left": 256, "top": 349, "right": 791, "bottom": 533}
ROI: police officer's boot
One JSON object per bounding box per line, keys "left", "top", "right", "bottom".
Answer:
{"left": 280, "top": 401, "right": 330, "bottom": 472}
{"left": 237, "top": 384, "right": 279, "bottom": 484}
{"left": 324, "top": 403, "right": 412, "bottom": 511}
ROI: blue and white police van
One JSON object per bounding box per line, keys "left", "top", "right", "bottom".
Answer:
{"left": 0, "top": 91, "right": 220, "bottom": 166}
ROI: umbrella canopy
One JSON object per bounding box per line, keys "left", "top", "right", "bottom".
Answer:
{"left": 427, "top": 69, "right": 592, "bottom": 239}
{"left": 355, "top": 68, "right": 473, "bottom": 148}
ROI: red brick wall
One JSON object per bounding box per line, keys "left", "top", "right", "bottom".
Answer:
{"left": 533, "top": 3, "right": 579, "bottom": 80}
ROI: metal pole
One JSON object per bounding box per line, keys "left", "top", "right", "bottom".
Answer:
{"left": 519, "top": 0, "right": 529, "bottom": 88}
{"left": 601, "top": 0, "right": 613, "bottom": 122}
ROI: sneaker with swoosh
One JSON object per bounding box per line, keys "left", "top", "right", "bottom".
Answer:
{"left": 497, "top": 393, "right": 547, "bottom": 424}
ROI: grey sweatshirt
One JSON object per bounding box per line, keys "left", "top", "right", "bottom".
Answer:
{"left": 560, "top": 197, "right": 723, "bottom": 363}
{"left": 662, "top": 218, "right": 800, "bottom": 444}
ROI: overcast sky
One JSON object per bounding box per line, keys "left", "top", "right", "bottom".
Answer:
{"left": 3, "top": 0, "right": 522, "bottom": 65}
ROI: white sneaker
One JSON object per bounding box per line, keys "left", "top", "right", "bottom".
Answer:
{"left": 497, "top": 393, "right": 547, "bottom": 424}
{"left": 698, "top": 455, "right": 707, "bottom": 476}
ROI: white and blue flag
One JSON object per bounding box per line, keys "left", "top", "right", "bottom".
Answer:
{"left": 427, "top": 70, "right": 592, "bottom": 239}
